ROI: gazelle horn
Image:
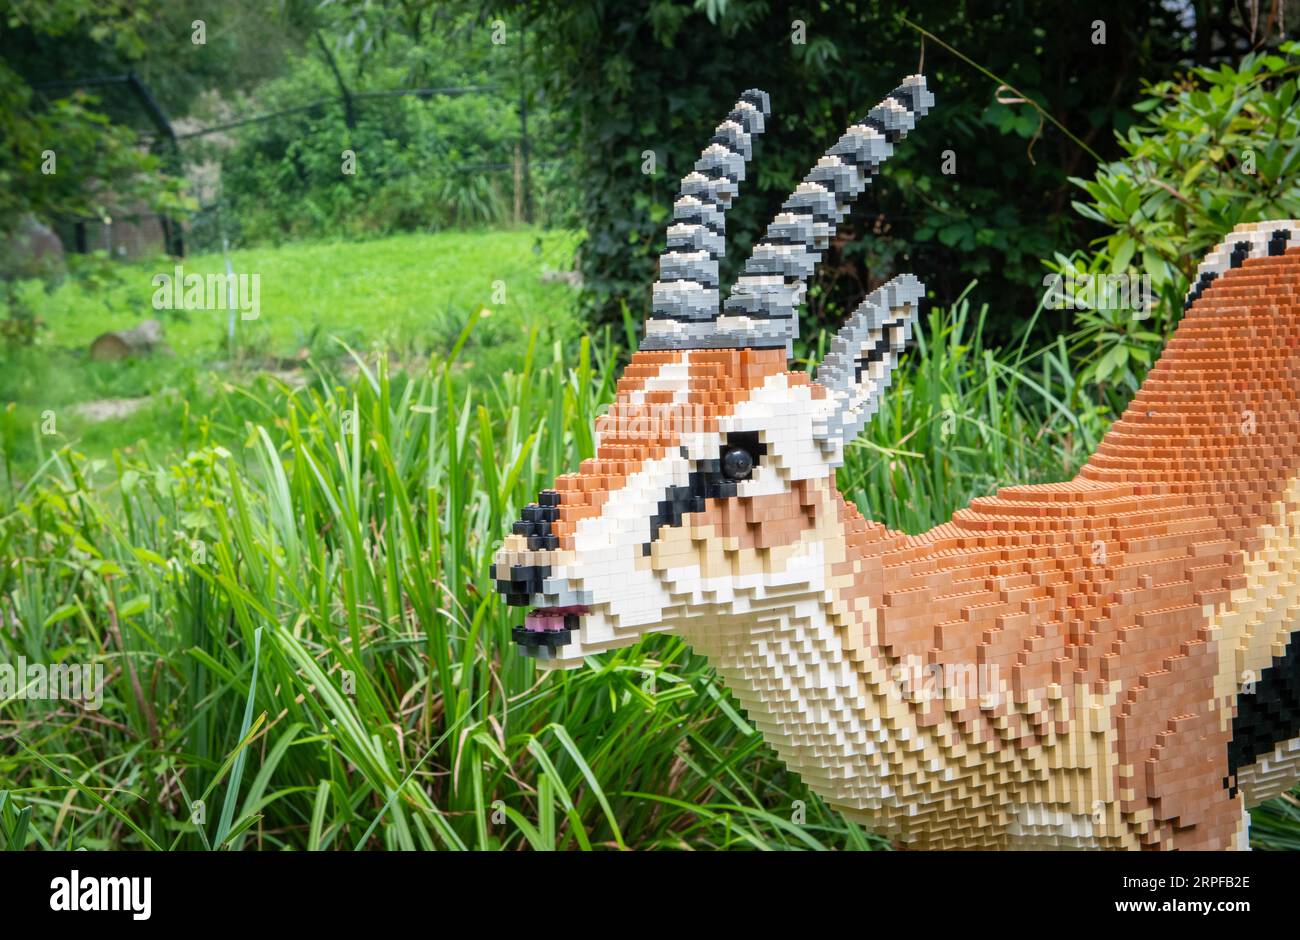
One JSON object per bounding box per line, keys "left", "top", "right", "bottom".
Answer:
{"left": 644, "top": 74, "right": 933, "bottom": 354}
{"left": 642, "top": 89, "right": 770, "bottom": 350}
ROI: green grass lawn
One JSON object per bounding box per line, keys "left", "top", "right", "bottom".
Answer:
{"left": 33, "top": 227, "right": 582, "bottom": 360}
{"left": 0, "top": 227, "right": 582, "bottom": 469}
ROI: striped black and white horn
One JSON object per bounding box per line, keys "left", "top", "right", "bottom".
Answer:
{"left": 641, "top": 89, "right": 770, "bottom": 350}
{"left": 666, "top": 74, "right": 933, "bottom": 353}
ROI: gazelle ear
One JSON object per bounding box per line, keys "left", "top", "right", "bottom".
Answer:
{"left": 812, "top": 274, "right": 923, "bottom": 461}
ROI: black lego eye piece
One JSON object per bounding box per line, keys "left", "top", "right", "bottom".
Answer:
{"left": 722, "top": 446, "right": 754, "bottom": 480}
{"left": 716, "top": 431, "right": 764, "bottom": 484}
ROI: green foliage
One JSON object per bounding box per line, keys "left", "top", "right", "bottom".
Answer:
{"left": 0, "top": 2, "right": 195, "bottom": 344}
{"left": 216, "top": 22, "right": 561, "bottom": 244}
{"left": 0, "top": 790, "right": 35, "bottom": 849}
{"left": 0, "top": 0, "right": 193, "bottom": 237}
{"left": 501, "top": 0, "right": 1211, "bottom": 344}
{"left": 1, "top": 0, "right": 154, "bottom": 60}
{"left": 1055, "top": 42, "right": 1300, "bottom": 396}
{"left": 1, "top": 0, "right": 318, "bottom": 127}
{"left": 0, "top": 332, "right": 882, "bottom": 850}
{"left": 220, "top": 61, "right": 503, "bottom": 240}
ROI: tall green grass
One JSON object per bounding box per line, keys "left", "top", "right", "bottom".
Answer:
{"left": 2, "top": 296, "right": 1297, "bottom": 850}
{"left": 829, "top": 284, "right": 1106, "bottom": 534}
{"left": 0, "top": 318, "right": 871, "bottom": 850}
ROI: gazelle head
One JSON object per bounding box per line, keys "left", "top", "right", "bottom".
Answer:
{"left": 494, "top": 76, "right": 934, "bottom": 667}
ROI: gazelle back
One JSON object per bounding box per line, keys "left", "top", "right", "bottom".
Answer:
{"left": 493, "top": 76, "right": 1300, "bottom": 850}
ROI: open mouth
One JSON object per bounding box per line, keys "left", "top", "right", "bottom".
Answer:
{"left": 511, "top": 605, "right": 587, "bottom": 657}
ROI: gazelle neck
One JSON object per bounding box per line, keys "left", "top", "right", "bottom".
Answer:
{"left": 686, "top": 593, "right": 920, "bottom": 835}
{"left": 680, "top": 485, "right": 1116, "bottom": 849}
{"left": 677, "top": 484, "right": 923, "bottom": 840}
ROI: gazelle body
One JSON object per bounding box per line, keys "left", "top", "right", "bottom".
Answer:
{"left": 493, "top": 76, "right": 1300, "bottom": 849}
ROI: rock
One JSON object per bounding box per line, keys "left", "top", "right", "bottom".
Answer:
{"left": 1, "top": 215, "right": 66, "bottom": 281}
{"left": 89, "top": 319, "right": 169, "bottom": 362}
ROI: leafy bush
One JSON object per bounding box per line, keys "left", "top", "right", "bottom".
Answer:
{"left": 211, "top": 22, "right": 580, "bottom": 246}
{"left": 0, "top": 3, "right": 192, "bottom": 237}
{"left": 503, "top": 0, "right": 1216, "bottom": 343}
{"left": 1, "top": 2, "right": 193, "bottom": 344}
{"left": 1054, "top": 41, "right": 1300, "bottom": 399}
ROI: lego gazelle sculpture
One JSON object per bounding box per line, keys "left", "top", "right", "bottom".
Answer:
{"left": 494, "top": 75, "right": 1300, "bottom": 849}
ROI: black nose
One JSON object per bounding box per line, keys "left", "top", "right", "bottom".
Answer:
{"left": 493, "top": 562, "right": 550, "bottom": 607}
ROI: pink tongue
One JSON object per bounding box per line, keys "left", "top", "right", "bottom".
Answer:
{"left": 524, "top": 607, "right": 583, "bottom": 632}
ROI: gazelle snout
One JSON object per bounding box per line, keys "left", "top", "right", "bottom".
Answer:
{"left": 497, "top": 489, "right": 562, "bottom": 605}
{"left": 492, "top": 489, "right": 586, "bottom": 659}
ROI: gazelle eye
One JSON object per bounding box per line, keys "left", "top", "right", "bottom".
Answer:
{"left": 722, "top": 446, "right": 754, "bottom": 480}
{"left": 716, "top": 431, "right": 765, "bottom": 486}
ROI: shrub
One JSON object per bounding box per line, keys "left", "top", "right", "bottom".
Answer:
{"left": 218, "top": 47, "right": 522, "bottom": 244}
{"left": 1053, "top": 41, "right": 1300, "bottom": 400}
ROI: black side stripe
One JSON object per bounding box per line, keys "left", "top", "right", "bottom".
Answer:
{"left": 1225, "top": 633, "right": 1300, "bottom": 796}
